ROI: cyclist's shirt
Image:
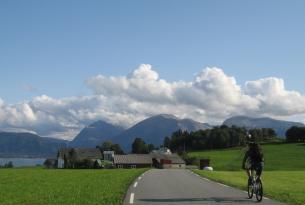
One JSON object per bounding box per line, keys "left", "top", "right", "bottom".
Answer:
{"left": 246, "top": 149, "right": 264, "bottom": 164}
{"left": 243, "top": 149, "right": 264, "bottom": 170}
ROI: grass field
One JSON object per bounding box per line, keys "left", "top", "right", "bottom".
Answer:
{"left": 0, "top": 168, "right": 147, "bottom": 205}
{"left": 188, "top": 143, "right": 305, "bottom": 171}
{"left": 193, "top": 170, "right": 305, "bottom": 205}
{"left": 189, "top": 143, "right": 305, "bottom": 205}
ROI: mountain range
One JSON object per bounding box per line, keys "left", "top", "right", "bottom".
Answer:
{"left": 223, "top": 116, "right": 305, "bottom": 137}
{"left": 1, "top": 114, "right": 304, "bottom": 157}
{"left": 112, "top": 114, "right": 212, "bottom": 151}
{"left": 0, "top": 132, "right": 67, "bottom": 158}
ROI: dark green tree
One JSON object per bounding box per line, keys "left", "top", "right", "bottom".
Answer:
{"left": 98, "top": 140, "right": 125, "bottom": 154}
{"left": 132, "top": 138, "right": 148, "bottom": 154}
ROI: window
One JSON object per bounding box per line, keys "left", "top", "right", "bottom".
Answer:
{"left": 130, "top": 165, "right": 136, "bottom": 168}
{"left": 117, "top": 164, "right": 123, "bottom": 168}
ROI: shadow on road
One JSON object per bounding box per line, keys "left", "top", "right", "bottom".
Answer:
{"left": 140, "top": 197, "right": 254, "bottom": 203}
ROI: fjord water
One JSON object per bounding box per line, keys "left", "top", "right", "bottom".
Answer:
{"left": 0, "top": 158, "right": 46, "bottom": 167}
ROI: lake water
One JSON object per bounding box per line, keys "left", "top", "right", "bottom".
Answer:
{"left": 0, "top": 158, "right": 46, "bottom": 167}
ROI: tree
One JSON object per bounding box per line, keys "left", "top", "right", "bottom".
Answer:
{"left": 147, "top": 144, "right": 155, "bottom": 153}
{"left": 98, "top": 140, "right": 125, "bottom": 154}
{"left": 43, "top": 159, "right": 54, "bottom": 169}
{"left": 132, "top": 138, "right": 149, "bottom": 154}
{"left": 4, "top": 161, "right": 13, "bottom": 168}
{"left": 163, "top": 136, "right": 171, "bottom": 148}
{"left": 100, "top": 140, "right": 113, "bottom": 151}
{"left": 111, "top": 143, "right": 124, "bottom": 154}
{"left": 286, "top": 126, "right": 305, "bottom": 142}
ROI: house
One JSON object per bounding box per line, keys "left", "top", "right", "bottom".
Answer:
{"left": 152, "top": 147, "right": 172, "bottom": 155}
{"left": 103, "top": 151, "right": 115, "bottom": 161}
{"left": 57, "top": 148, "right": 102, "bottom": 168}
{"left": 113, "top": 154, "right": 153, "bottom": 168}
{"left": 151, "top": 152, "right": 185, "bottom": 169}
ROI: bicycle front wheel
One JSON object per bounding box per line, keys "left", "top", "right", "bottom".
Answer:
{"left": 247, "top": 183, "right": 254, "bottom": 199}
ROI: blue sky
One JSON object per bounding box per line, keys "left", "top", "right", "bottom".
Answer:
{"left": 1, "top": 0, "right": 305, "bottom": 139}
{"left": 1, "top": 0, "right": 305, "bottom": 104}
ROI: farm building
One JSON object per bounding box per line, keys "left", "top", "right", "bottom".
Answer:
{"left": 57, "top": 148, "right": 102, "bottom": 168}
{"left": 56, "top": 147, "right": 185, "bottom": 169}
{"left": 114, "top": 154, "right": 153, "bottom": 168}
{"left": 151, "top": 153, "right": 186, "bottom": 169}
{"left": 113, "top": 152, "right": 185, "bottom": 169}
{"left": 103, "top": 151, "right": 115, "bottom": 161}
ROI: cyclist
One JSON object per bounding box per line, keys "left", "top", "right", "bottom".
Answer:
{"left": 242, "top": 138, "right": 264, "bottom": 185}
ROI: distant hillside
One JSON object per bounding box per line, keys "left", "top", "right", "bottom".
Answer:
{"left": 69, "top": 120, "right": 125, "bottom": 148}
{"left": 113, "top": 114, "right": 212, "bottom": 151}
{"left": 0, "top": 132, "right": 67, "bottom": 158}
{"left": 223, "top": 116, "right": 305, "bottom": 137}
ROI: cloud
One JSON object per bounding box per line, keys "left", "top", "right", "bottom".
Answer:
{"left": 0, "top": 64, "right": 305, "bottom": 140}
{"left": 245, "top": 77, "right": 305, "bottom": 115}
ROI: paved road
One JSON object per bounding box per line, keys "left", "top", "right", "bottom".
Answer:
{"left": 123, "top": 169, "right": 286, "bottom": 205}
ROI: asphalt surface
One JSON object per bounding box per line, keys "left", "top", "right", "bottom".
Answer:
{"left": 123, "top": 169, "right": 287, "bottom": 205}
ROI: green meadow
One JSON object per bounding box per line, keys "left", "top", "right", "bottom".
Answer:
{"left": 189, "top": 143, "right": 305, "bottom": 205}
{"left": 0, "top": 168, "right": 146, "bottom": 205}
{"left": 189, "top": 143, "right": 305, "bottom": 171}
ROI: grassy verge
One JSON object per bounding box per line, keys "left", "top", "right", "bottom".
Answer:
{"left": 193, "top": 170, "right": 305, "bottom": 205}
{"left": 0, "top": 168, "right": 148, "bottom": 205}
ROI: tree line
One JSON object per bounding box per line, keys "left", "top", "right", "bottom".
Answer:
{"left": 97, "top": 138, "right": 155, "bottom": 154}
{"left": 0, "top": 161, "right": 13, "bottom": 168}
{"left": 97, "top": 126, "right": 279, "bottom": 154}
{"left": 97, "top": 140, "right": 125, "bottom": 154}
{"left": 164, "top": 125, "right": 277, "bottom": 152}
{"left": 286, "top": 126, "right": 305, "bottom": 142}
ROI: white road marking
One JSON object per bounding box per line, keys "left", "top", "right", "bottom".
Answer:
{"left": 243, "top": 191, "right": 248, "bottom": 194}
{"left": 129, "top": 193, "right": 134, "bottom": 204}
{"left": 133, "top": 182, "right": 138, "bottom": 188}
{"left": 138, "top": 176, "right": 142, "bottom": 180}
{"left": 263, "top": 197, "right": 269, "bottom": 200}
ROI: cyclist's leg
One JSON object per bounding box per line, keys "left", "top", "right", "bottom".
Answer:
{"left": 247, "top": 169, "right": 254, "bottom": 185}
{"left": 246, "top": 169, "right": 251, "bottom": 178}
{"left": 255, "top": 164, "right": 263, "bottom": 180}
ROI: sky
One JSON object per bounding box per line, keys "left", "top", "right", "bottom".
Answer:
{"left": 0, "top": 0, "right": 305, "bottom": 140}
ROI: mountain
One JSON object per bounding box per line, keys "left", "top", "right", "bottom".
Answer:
{"left": 223, "top": 116, "right": 305, "bottom": 137}
{"left": 69, "top": 120, "right": 125, "bottom": 147}
{"left": 112, "top": 114, "right": 212, "bottom": 151}
{"left": 0, "top": 132, "right": 67, "bottom": 158}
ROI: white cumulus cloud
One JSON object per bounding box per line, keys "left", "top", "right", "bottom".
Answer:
{"left": 0, "top": 64, "right": 304, "bottom": 140}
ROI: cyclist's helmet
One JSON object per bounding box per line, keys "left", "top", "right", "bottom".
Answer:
{"left": 246, "top": 133, "right": 257, "bottom": 147}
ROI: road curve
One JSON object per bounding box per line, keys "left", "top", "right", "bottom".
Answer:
{"left": 123, "top": 169, "right": 286, "bottom": 205}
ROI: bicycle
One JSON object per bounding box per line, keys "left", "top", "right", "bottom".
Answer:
{"left": 247, "top": 175, "right": 263, "bottom": 202}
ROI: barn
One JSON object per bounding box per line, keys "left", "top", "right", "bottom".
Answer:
{"left": 113, "top": 154, "right": 153, "bottom": 168}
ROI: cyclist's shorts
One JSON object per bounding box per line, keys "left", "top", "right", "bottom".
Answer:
{"left": 249, "top": 162, "right": 263, "bottom": 176}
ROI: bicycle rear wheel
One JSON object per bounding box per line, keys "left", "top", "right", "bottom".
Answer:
{"left": 255, "top": 179, "right": 263, "bottom": 202}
